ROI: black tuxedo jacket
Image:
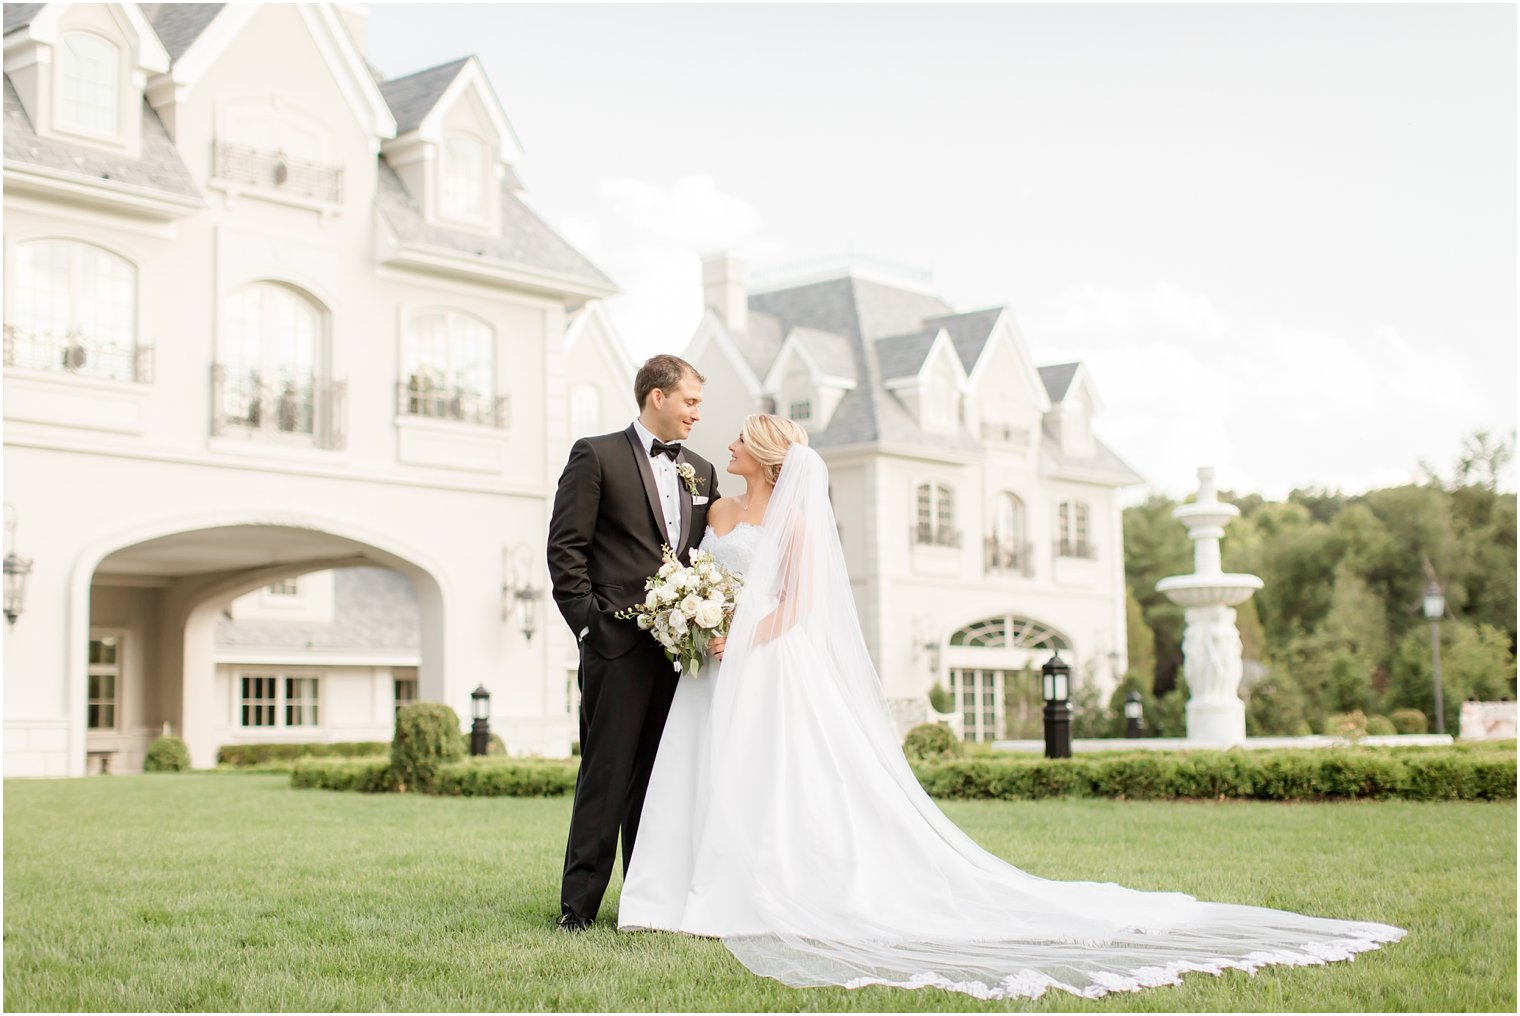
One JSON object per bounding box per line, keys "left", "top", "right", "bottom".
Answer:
{"left": 548, "top": 425, "right": 720, "bottom": 659}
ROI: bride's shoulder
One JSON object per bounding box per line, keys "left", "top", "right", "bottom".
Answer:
{"left": 706, "top": 496, "right": 738, "bottom": 525}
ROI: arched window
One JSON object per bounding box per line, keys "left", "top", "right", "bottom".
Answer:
{"left": 440, "top": 134, "right": 487, "bottom": 221}
{"left": 987, "top": 492, "right": 1027, "bottom": 573}
{"left": 913, "top": 481, "right": 958, "bottom": 547}
{"left": 219, "top": 282, "right": 323, "bottom": 439}
{"left": 1056, "top": 500, "right": 1092, "bottom": 559}
{"left": 59, "top": 32, "right": 118, "bottom": 135}
{"left": 401, "top": 309, "right": 500, "bottom": 426}
{"left": 946, "top": 615, "right": 1072, "bottom": 743}
{"left": 570, "top": 383, "right": 601, "bottom": 438}
{"left": 8, "top": 240, "right": 138, "bottom": 380}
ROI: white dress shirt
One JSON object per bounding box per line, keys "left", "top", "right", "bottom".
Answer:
{"left": 632, "top": 418, "right": 683, "bottom": 551}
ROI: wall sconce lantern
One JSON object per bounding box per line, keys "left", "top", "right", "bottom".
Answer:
{"left": 3, "top": 506, "right": 31, "bottom": 627}
{"left": 502, "top": 545, "right": 543, "bottom": 641}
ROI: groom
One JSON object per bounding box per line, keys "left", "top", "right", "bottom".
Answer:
{"left": 547, "top": 354, "right": 720, "bottom": 931}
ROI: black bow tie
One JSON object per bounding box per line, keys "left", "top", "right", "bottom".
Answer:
{"left": 650, "top": 439, "right": 682, "bottom": 460}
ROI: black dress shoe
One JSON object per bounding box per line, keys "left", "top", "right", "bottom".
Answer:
{"left": 557, "top": 910, "right": 594, "bottom": 933}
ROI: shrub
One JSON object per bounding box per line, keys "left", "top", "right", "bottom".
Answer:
{"left": 434, "top": 758, "right": 578, "bottom": 797}
{"left": 1390, "top": 708, "right": 1429, "bottom": 734}
{"left": 1322, "top": 710, "right": 1369, "bottom": 740}
{"left": 1366, "top": 715, "right": 1397, "bottom": 736}
{"left": 217, "top": 741, "right": 389, "bottom": 766}
{"left": 902, "top": 722, "right": 960, "bottom": 763}
{"left": 927, "top": 682, "right": 954, "bottom": 715}
{"left": 391, "top": 703, "right": 465, "bottom": 793}
{"left": 487, "top": 733, "right": 507, "bottom": 756}
{"left": 144, "top": 735, "right": 190, "bottom": 772}
{"left": 290, "top": 758, "right": 393, "bottom": 793}
{"left": 909, "top": 747, "right": 1514, "bottom": 802}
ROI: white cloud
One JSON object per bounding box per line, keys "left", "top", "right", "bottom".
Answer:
{"left": 1027, "top": 283, "right": 1489, "bottom": 499}
{"left": 560, "top": 175, "right": 776, "bottom": 364}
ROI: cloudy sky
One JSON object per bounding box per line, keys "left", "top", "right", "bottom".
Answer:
{"left": 367, "top": 2, "right": 1516, "bottom": 499}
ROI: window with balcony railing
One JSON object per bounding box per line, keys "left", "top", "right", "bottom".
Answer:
{"left": 1056, "top": 499, "right": 1094, "bottom": 559}
{"left": 984, "top": 536, "right": 1034, "bottom": 575}
{"left": 913, "top": 481, "right": 961, "bottom": 547}
{"left": 399, "top": 310, "right": 505, "bottom": 428}
{"left": 6, "top": 240, "right": 148, "bottom": 382}
{"left": 211, "top": 139, "right": 344, "bottom": 204}
{"left": 214, "top": 282, "right": 344, "bottom": 448}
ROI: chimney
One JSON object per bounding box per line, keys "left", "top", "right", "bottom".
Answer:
{"left": 702, "top": 253, "right": 747, "bottom": 333}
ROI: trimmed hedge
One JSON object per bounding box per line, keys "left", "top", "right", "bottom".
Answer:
{"left": 902, "top": 722, "right": 960, "bottom": 763}
{"left": 218, "top": 741, "right": 388, "bottom": 766}
{"left": 433, "top": 758, "right": 578, "bottom": 797}
{"left": 911, "top": 748, "right": 1516, "bottom": 802}
{"left": 290, "top": 758, "right": 393, "bottom": 793}
{"left": 392, "top": 703, "right": 465, "bottom": 793}
{"left": 292, "top": 756, "right": 576, "bottom": 797}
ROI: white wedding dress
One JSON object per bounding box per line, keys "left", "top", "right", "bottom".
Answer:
{"left": 618, "top": 446, "right": 1404, "bottom": 1000}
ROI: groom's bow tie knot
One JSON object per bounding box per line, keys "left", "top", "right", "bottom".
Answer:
{"left": 650, "top": 439, "right": 682, "bottom": 460}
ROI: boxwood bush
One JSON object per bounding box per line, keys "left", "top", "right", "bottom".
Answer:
{"left": 392, "top": 703, "right": 466, "bottom": 792}
{"left": 143, "top": 735, "right": 190, "bottom": 772}
{"left": 911, "top": 747, "right": 1515, "bottom": 802}
{"left": 218, "top": 741, "right": 389, "bottom": 767}
{"left": 290, "top": 758, "right": 393, "bottom": 793}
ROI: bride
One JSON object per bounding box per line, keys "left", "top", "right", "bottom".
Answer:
{"left": 617, "top": 414, "right": 1404, "bottom": 1000}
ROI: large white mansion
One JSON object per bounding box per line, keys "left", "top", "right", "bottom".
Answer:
{"left": 3, "top": 3, "right": 1141, "bottom": 777}
{"left": 682, "top": 257, "right": 1142, "bottom": 738}
{"left": 2, "top": 2, "right": 638, "bottom": 775}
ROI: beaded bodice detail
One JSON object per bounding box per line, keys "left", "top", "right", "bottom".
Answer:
{"left": 698, "top": 522, "right": 762, "bottom": 577}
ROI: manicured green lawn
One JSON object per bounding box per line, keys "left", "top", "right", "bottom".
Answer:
{"left": 4, "top": 774, "right": 1513, "bottom": 1012}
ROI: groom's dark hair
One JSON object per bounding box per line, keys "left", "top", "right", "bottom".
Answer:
{"left": 635, "top": 354, "right": 704, "bottom": 409}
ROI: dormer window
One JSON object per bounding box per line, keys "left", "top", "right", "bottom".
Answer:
{"left": 58, "top": 32, "right": 119, "bottom": 136}
{"left": 440, "top": 133, "right": 488, "bottom": 222}
{"left": 789, "top": 399, "right": 812, "bottom": 421}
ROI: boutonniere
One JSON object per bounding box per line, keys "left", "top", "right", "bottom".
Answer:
{"left": 676, "top": 462, "right": 702, "bottom": 497}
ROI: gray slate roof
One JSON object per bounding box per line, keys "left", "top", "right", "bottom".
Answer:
{"left": 734, "top": 310, "right": 784, "bottom": 381}
{"left": 926, "top": 307, "right": 1003, "bottom": 373}
{"left": 874, "top": 327, "right": 938, "bottom": 380}
{"left": 375, "top": 160, "right": 613, "bottom": 289}
{"left": 143, "top": 3, "right": 224, "bottom": 62}
{"left": 3, "top": 75, "right": 202, "bottom": 201}
{"left": 1039, "top": 419, "right": 1145, "bottom": 486}
{"left": 1038, "top": 362, "right": 1081, "bottom": 403}
{"left": 216, "top": 567, "right": 419, "bottom": 653}
{"left": 3, "top": 4, "right": 43, "bottom": 34}
{"left": 379, "top": 57, "right": 470, "bottom": 134}
{"left": 789, "top": 326, "right": 857, "bottom": 381}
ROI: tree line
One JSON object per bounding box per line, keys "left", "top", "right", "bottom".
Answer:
{"left": 1085, "top": 431, "right": 1517, "bottom": 738}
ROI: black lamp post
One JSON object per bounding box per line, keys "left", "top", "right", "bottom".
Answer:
{"left": 469, "top": 684, "right": 491, "bottom": 756}
{"left": 1422, "top": 581, "right": 1446, "bottom": 735}
{"left": 1124, "top": 690, "right": 1144, "bottom": 738}
{"left": 1041, "top": 653, "right": 1072, "bottom": 759}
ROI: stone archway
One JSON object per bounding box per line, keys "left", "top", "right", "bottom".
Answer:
{"left": 72, "top": 515, "right": 450, "bottom": 772}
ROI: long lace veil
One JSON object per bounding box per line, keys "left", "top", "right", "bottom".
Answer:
{"left": 698, "top": 444, "right": 1403, "bottom": 1000}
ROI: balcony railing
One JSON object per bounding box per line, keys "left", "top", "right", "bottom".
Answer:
{"left": 1054, "top": 538, "right": 1096, "bottom": 560}
{"left": 4, "top": 324, "right": 153, "bottom": 382}
{"left": 985, "top": 536, "right": 1034, "bottom": 576}
{"left": 911, "top": 523, "right": 962, "bottom": 548}
{"left": 211, "top": 364, "right": 346, "bottom": 450}
{"left": 396, "top": 380, "right": 509, "bottom": 429}
{"left": 980, "top": 420, "right": 1031, "bottom": 447}
{"left": 211, "top": 140, "right": 344, "bottom": 204}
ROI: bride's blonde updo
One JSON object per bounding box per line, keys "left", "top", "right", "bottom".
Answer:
{"left": 742, "top": 414, "right": 809, "bottom": 485}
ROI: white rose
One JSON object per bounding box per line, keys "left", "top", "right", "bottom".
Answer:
{"left": 668, "top": 610, "right": 688, "bottom": 635}
{"left": 644, "top": 589, "right": 660, "bottom": 610}
{"left": 680, "top": 593, "right": 701, "bottom": 618}
{"left": 694, "top": 602, "right": 722, "bottom": 630}
{"left": 637, "top": 614, "right": 652, "bottom": 630}
{"left": 657, "top": 584, "right": 676, "bottom": 605}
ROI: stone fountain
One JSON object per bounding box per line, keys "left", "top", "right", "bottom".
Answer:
{"left": 1156, "top": 467, "right": 1264, "bottom": 746}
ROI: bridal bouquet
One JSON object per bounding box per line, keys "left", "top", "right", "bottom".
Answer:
{"left": 615, "top": 545, "right": 741, "bottom": 678}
